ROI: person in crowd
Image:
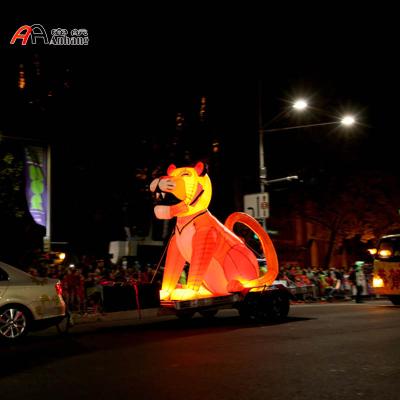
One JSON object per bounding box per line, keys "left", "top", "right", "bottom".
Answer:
{"left": 305, "top": 267, "right": 319, "bottom": 299}
{"left": 85, "top": 269, "right": 104, "bottom": 314}
{"left": 61, "top": 266, "right": 76, "bottom": 310}
{"left": 349, "top": 262, "right": 365, "bottom": 303}
{"left": 326, "top": 267, "right": 344, "bottom": 301}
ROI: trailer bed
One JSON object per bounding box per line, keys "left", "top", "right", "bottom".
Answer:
{"left": 160, "top": 293, "right": 242, "bottom": 311}
{"left": 159, "top": 283, "right": 292, "bottom": 321}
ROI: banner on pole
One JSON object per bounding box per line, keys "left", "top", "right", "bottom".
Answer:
{"left": 24, "top": 146, "right": 47, "bottom": 228}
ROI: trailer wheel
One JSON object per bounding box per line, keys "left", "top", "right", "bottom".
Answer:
{"left": 238, "top": 307, "right": 252, "bottom": 320}
{"left": 176, "top": 310, "right": 195, "bottom": 320}
{"left": 254, "top": 295, "right": 274, "bottom": 322}
{"left": 388, "top": 295, "right": 400, "bottom": 305}
{"left": 238, "top": 294, "right": 258, "bottom": 321}
{"left": 248, "top": 291, "right": 290, "bottom": 322}
{"left": 199, "top": 309, "right": 218, "bottom": 319}
{"left": 268, "top": 292, "right": 290, "bottom": 321}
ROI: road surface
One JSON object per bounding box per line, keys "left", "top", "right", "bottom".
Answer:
{"left": 1, "top": 300, "right": 399, "bottom": 400}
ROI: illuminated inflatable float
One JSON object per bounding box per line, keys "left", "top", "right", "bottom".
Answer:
{"left": 150, "top": 162, "right": 278, "bottom": 301}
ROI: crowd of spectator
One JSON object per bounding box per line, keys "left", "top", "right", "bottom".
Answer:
{"left": 24, "top": 251, "right": 373, "bottom": 313}
{"left": 276, "top": 264, "right": 373, "bottom": 302}
{"left": 27, "top": 254, "right": 162, "bottom": 314}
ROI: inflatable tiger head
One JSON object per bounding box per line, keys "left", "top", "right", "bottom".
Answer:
{"left": 150, "top": 162, "right": 212, "bottom": 219}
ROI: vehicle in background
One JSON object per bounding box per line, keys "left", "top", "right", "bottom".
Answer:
{"left": 370, "top": 234, "right": 400, "bottom": 305}
{"left": 0, "top": 261, "right": 67, "bottom": 341}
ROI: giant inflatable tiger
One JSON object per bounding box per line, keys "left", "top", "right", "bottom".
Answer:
{"left": 150, "top": 162, "right": 278, "bottom": 301}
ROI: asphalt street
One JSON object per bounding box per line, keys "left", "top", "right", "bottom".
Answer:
{"left": 1, "top": 300, "right": 399, "bottom": 400}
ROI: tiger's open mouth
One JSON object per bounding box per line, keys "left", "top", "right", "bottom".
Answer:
{"left": 153, "top": 191, "right": 182, "bottom": 206}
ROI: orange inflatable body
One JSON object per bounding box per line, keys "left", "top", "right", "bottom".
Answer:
{"left": 150, "top": 162, "right": 278, "bottom": 301}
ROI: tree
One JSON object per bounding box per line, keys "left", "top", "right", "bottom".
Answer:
{"left": 0, "top": 148, "right": 25, "bottom": 220}
{"left": 292, "top": 170, "right": 400, "bottom": 267}
{"left": 0, "top": 145, "right": 34, "bottom": 264}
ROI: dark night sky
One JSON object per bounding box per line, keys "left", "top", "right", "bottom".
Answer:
{"left": 1, "top": 13, "right": 399, "bottom": 254}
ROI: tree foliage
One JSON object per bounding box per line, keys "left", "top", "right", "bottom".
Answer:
{"left": 293, "top": 170, "right": 400, "bottom": 266}
{"left": 0, "top": 149, "right": 25, "bottom": 219}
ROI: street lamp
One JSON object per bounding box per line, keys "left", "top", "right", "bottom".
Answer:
{"left": 292, "top": 99, "right": 308, "bottom": 111}
{"left": 341, "top": 115, "right": 355, "bottom": 126}
{"left": 257, "top": 100, "right": 357, "bottom": 228}
{"left": 259, "top": 97, "right": 311, "bottom": 194}
{"left": 259, "top": 107, "right": 356, "bottom": 190}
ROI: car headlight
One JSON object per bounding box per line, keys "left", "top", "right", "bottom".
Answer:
{"left": 378, "top": 249, "right": 392, "bottom": 258}
{"left": 373, "top": 276, "right": 384, "bottom": 288}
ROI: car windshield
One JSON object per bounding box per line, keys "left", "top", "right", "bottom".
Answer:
{"left": 0, "top": 267, "right": 9, "bottom": 281}
{"left": 0, "top": 261, "right": 33, "bottom": 280}
{"left": 376, "top": 236, "right": 400, "bottom": 261}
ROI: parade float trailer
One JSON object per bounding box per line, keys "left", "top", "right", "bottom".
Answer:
{"left": 150, "top": 162, "right": 292, "bottom": 322}
{"left": 159, "top": 283, "right": 291, "bottom": 321}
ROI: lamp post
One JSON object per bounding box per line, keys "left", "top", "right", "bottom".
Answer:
{"left": 258, "top": 97, "right": 312, "bottom": 194}
{"left": 257, "top": 97, "right": 356, "bottom": 228}
{"left": 259, "top": 114, "right": 356, "bottom": 185}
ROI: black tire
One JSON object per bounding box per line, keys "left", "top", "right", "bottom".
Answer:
{"left": 199, "top": 309, "right": 218, "bottom": 319}
{"left": 238, "top": 306, "right": 252, "bottom": 320}
{"left": 388, "top": 295, "right": 400, "bottom": 305}
{"left": 0, "top": 304, "right": 32, "bottom": 341}
{"left": 238, "top": 293, "right": 260, "bottom": 321}
{"left": 268, "top": 292, "right": 290, "bottom": 321}
{"left": 249, "top": 291, "right": 290, "bottom": 322}
{"left": 176, "top": 310, "right": 195, "bottom": 320}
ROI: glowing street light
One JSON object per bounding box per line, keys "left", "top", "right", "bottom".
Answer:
{"left": 292, "top": 99, "right": 308, "bottom": 111}
{"left": 341, "top": 115, "right": 356, "bottom": 126}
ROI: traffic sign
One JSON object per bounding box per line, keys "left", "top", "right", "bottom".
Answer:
{"left": 244, "top": 192, "right": 270, "bottom": 219}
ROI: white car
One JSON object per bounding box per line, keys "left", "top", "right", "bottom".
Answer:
{"left": 0, "top": 261, "right": 67, "bottom": 341}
